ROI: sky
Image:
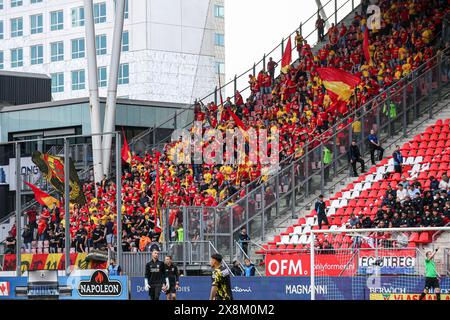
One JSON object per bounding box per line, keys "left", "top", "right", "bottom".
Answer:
{"left": 223, "top": 0, "right": 355, "bottom": 97}
{"left": 223, "top": 0, "right": 316, "bottom": 96}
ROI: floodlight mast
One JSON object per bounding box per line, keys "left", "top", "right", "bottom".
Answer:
{"left": 102, "top": 0, "right": 126, "bottom": 177}
{"left": 84, "top": 0, "right": 103, "bottom": 184}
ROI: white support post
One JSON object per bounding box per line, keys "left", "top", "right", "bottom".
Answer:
{"left": 84, "top": 0, "right": 103, "bottom": 184}
{"left": 102, "top": 0, "right": 125, "bottom": 177}
{"left": 310, "top": 231, "right": 315, "bottom": 300}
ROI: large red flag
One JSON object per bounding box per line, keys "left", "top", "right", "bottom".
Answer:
{"left": 316, "top": 67, "right": 360, "bottom": 101}
{"left": 363, "top": 27, "right": 371, "bottom": 65}
{"left": 281, "top": 36, "right": 292, "bottom": 74}
{"left": 24, "top": 181, "right": 60, "bottom": 208}
{"left": 121, "top": 129, "right": 132, "bottom": 164}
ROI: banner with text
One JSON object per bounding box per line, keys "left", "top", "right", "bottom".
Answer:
{"left": 130, "top": 276, "right": 450, "bottom": 300}
{"left": 2, "top": 253, "right": 107, "bottom": 272}
{"left": 265, "top": 254, "right": 356, "bottom": 276}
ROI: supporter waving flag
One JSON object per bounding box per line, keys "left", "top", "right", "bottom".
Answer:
{"left": 281, "top": 36, "right": 292, "bottom": 74}
{"left": 228, "top": 107, "right": 247, "bottom": 131}
{"left": 316, "top": 67, "right": 360, "bottom": 101}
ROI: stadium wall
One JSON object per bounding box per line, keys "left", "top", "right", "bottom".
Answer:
{"left": 1, "top": 274, "right": 448, "bottom": 300}
{"left": 129, "top": 276, "right": 450, "bottom": 300}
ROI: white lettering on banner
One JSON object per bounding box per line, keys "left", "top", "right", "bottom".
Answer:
{"left": 315, "top": 263, "right": 355, "bottom": 271}
{"left": 285, "top": 285, "right": 328, "bottom": 295}
{"left": 369, "top": 287, "right": 407, "bottom": 294}
{"left": 136, "top": 285, "right": 191, "bottom": 293}
{"left": 232, "top": 286, "right": 252, "bottom": 293}
{"left": 359, "top": 256, "right": 415, "bottom": 268}
{"left": 267, "top": 259, "right": 303, "bottom": 276}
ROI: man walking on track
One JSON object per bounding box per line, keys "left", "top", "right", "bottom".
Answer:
{"left": 163, "top": 255, "right": 180, "bottom": 300}
{"left": 144, "top": 249, "right": 165, "bottom": 300}
{"left": 315, "top": 194, "right": 329, "bottom": 229}
{"left": 209, "top": 254, "right": 233, "bottom": 300}
{"left": 419, "top": 248, "right": 441, "bottom": 300}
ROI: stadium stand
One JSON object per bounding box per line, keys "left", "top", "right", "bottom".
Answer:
{"left": 259, "top": 119, "right": 450, "bottom": 255}
{"left": 4, "top": 0, "right": 450, "bottom": 256}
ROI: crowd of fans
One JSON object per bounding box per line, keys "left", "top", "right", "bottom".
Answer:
{"left": 6, "top": 0, "right": 450, "bottom": 255}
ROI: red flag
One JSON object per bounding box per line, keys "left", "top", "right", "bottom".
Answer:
{"left": 363, "top": 27, "right": 371, "bottom": 65}
{"left": 281, "top": 37, "right": 292, "bottom": 73}
{"left": 121, "top": 129, "right": 132, "bottom": 164}
{"left": 227, "top": 107, "right": 247, "bottom": 131}
{"left": 154, "top": 152, "right": 160, "bottom": 210}
{"left": 153, "top": 152, "right": 164, "bottom": 240}
{"left": 24, "top": 181, "right": 60, "bottom": 208}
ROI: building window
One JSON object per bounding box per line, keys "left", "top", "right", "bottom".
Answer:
{"left": 51, "top": 73, "right": 64, "bottom": 93}
{"left": 11, "top": 48, "right": 23, "bottom": 68}
{"left": 71, "top": 38, "right": 85, "bottom": 59}
{"left": 122, "top": 31, "right": 129, "bottom": 52}
{"left": 11, "top": 0, "right": 22, "bottom": 8}
{"left": 30, "top": 14, "right": 43, "bottom": 34}
{"left": 98, "top": 67, "right": 107, "bottom": 87}
{"left": 95, "top": 34, "right": 107, "bottom": 55}
{"left": 71, "top": 6, "right": 84, "bottom": 27}
{"left": 0, "top": 21, "right": 3, "bottom": 39}
{"left": 50, "top": 10, "right": 64, "bottom": 31}
{"left": 30, "top": 44, "right": 43, "bottom": 65}
{"left": 71, "top": 69, "right": 85, "bottom": 91}
{"left": 11, "top": 17, "right": 23, "bottom": 38}
{"left": 31, "top": 0, "right": 42, "bottom": 3}
{"left": 215, "top": 33, "right": 225, "bottom": 46}
{"left": 0, "top": 51, "right": 3, "bottom": 69}
{"left": 51, "top": 41, "right": 64, "bottom": 62}
{"left": 216, "top": 62, "right": 225, "bottom": 74}
{"left": 94, "top": 2, "right": 106, "bottom": 24}
{"left": 214, "top": 5, "right": 224, "bottom": 18}
{"left": 0, "top": 0, "right": 3, "bottom": 10}
{"left": 114, "top": 0, "right": 128, "bottom": 19}
{"left": 118, "top": 63, "right": 129, "bottom": 84}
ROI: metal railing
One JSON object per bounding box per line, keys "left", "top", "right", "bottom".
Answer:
{"left": 128, "top": 0, "right": 361, "bottom": 154}
{"left": 119, "top": 240, "right": 233, "bottom": 277}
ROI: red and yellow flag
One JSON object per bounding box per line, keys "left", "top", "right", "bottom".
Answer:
{"left": 316, "top": 67, "right": 360, "bottom": 101}
{"left": 24, "top": 181, "right": 60, "bottom": 208}
{"left": 121, "top": 129, "right": 132, "bottom": 164}
{"left": 281, "top": 36, "right": 292, "bottom": 74}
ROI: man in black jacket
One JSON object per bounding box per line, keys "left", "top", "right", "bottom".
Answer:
{"left": 315, "top": 194, "right": 329, "bottom": 229}
{"left": 348, "top": 140, "right": 365, "bottom": 176}
{"left": 144, "top": 249, "right": 165, "bottom": 300}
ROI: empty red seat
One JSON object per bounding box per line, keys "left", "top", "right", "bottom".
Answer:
{"left": 418, "top": 232, "right": 431, "bottom": 243}
{"left": 409, "top": 232, "right": 419, "bottom": 242}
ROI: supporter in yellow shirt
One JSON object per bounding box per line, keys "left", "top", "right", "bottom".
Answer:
{"left": 422, "top": 28, "right": 432, "bottom": 44}
{"left": 206, "top": 187, "right": 217, "bottom": 198}
{"left": 204, "top": 171, "right": 212, "bottom": 184}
